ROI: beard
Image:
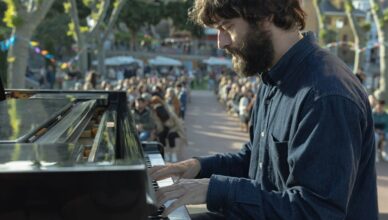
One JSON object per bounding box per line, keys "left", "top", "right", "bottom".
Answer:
{"left": 225, "top": 24, "right": 274, "bottom": 77}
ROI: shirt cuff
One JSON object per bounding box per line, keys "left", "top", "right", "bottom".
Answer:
{"left": 193, "top": 156, "right": 215, "bottom": 178}
{"left": 206, "top": 175, "right": 237, "bottom": 213}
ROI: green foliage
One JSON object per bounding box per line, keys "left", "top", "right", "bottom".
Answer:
{"left": 65, "top": 0, "right": 92, "bottom": 39}
{"left": 63, "top": 2, "right": 71, "bottom": 13}
{"left": 35, "top": 0, "right": 73, "bottom": 55}
{"left": 320, "top": 29, "right": 337, "bottom": 44}
{"left": 0, "top": 1, "right": 9, "bottom": 85}
{"left": 384, "top": 9, "right": 388, "bottom": 23}
{"left": 115, "top": 31, "right": 131, "bottom": 42}
{"left": 118, "top": 0, "right": 163, "bottom": 34}
{"left": 344, "top": 1, "right": 353, "bottom": 13}
{"left": 2, "top": 0, "right": 23, "bottom": 28}
{"left": 372, "top": 2, "right": 380, "bottom": 13}
{"left": 163, "top": 0, "right": 203, "bottom": 38}
{"left": 117, "top": 0, "right": 203, "bottom": 39}
{"left": 360, "top": 21, "right": 371, "bottom": 32}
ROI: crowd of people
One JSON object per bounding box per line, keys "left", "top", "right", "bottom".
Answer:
{"left": 214, "top": 71, "right": 260, "bottom": 133}
{"left": 70, "top": 69, "right": 190, "bottom": 163}
{"left": 369, "top": 94, "right": 388, "bottom": 162}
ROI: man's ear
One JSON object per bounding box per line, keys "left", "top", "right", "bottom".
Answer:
{"left": 255, "top": 16, "right": 272, "bottom": 30}
{"left": 262, "top": 15, "right": 273, "bottom": 28}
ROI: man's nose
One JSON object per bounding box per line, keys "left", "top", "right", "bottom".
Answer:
{"left": 217, "top": 30, "right": 231, "bottom": 49}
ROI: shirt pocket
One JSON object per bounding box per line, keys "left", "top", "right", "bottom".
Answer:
{"left": 268, "top": 134, "right": 289, "bottom": 189}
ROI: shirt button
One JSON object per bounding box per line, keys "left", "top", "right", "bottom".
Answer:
{"left": 261, "top": 131, "right": 265, "bottom": 137}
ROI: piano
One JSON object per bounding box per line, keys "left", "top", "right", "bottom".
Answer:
{"left": 0, "top": 89, "right": 190, "bottom": 220}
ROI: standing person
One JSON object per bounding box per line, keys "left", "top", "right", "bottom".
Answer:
{"left": 176, "top": 82, "right": 187, "bottom": 119}
{"left": 372, "top": 100, "right": 388, "bottom": 161}
{"left": 45, "top": 65, "right": 56, "bottom": 89}
{"left": 149, "top": 0, "right": 378, "bottom": 219}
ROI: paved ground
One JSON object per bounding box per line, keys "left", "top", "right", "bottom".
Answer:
{"left": 181, "top": 90, "right": 388, "bottom": 218}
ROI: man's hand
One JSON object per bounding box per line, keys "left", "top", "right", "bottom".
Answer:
{"left": 148, "top": 158, "right": 201, "bottom": 181}
{"left": 157, "top": 178, "right": 210, "bottom": 216}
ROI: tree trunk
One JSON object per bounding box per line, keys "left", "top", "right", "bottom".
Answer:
{"left": 312, "top": 0, "right": 325, "bottom": 44}
{"left": 6, "top": 0, "right": 54, "bottom": 89}
{"left": 345, "top": 0, "right": 364, "bottom": 74}
{"left": 7, "top": 28, "right": 33, "bottom": 88}
{"left": 375, "top": 29, "right": 388, "bottom": 100}
{"left": 370, "top": 0, "right": 388, "bottom": 101}
{"left": 69, "top": 0, "right": 88, "bottom": 75}
{"left": 96, "top": 42, "right": 106, "bottom": 79}
{"left": 130, "top": 31, "right": 137, "bottom": 51}
{"left": 78, "top": 41, "right": 88, "bottom": 74}
{"left": 93, "top": 0, "right": 126, "bottom": 77}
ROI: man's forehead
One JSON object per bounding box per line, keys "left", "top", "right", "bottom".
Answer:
{"left": 211, "top": 18, "right": 232, "bottom": 28}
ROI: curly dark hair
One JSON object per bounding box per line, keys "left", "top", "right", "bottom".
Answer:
{"left": 188, "top": 0, "right": 306, "bottom": 31}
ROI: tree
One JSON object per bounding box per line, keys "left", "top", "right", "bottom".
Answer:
{"left": 0, "top": 1, "right": 10, "bottom": 86}
{"left": 312, "top": 0, "right": 337, "bottom": 45}
{"left": 163, "top": 0, "right": 203, "bottom": 38}
{"left": 66, "top": 0, "right": 126, "bottom": 77}
{"left": 4, "top": 0, "right": 54, "bottom": 88}
{"left": 369, "top": 0, "right": 388, "bottom": 101}
{"left": 34, "top": 0, "right": 73, "bottom": 63}
{"left": 118, "top": 0, "right": 163, "bottom": 51}
{"left": 344, "top": 0, "right": 368, "bottom": 73}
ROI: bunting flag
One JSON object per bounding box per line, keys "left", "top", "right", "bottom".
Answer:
{"left": 0, "top": 36, "right": 15, "bottom": 51}
{"left": 1, "top": 35, "right": 85, "bottom": 70}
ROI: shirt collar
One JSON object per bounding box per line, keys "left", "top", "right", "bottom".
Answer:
{"left": 261, "top": 31, "right": 318, "bottom": 86}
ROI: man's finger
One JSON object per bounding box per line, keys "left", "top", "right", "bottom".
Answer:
{"left": 151, "top": 165, "right": 180, "bottom": 180}
{"left": 157, "top": 188, "right": 185, "bottom": 207}
{"left": 163, "top": 196, "right": 187, "bottom": 217}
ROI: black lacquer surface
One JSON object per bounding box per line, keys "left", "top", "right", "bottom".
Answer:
{"left": 0, "top": 98, "right": 71, "bottom": 143}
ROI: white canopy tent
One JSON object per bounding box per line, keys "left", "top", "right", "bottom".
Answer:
{"left": 92, "top": 56, "right": 143, "bottom": 67}
{"left": 202, "top": 57, "right": 232, "bottom": 68}
{"left": 148, "top": 56, "right": 182, "bottom": 66}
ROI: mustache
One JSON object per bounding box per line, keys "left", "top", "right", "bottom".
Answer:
{"left": 225, "top": 45, "right": 244, "bottom": 58}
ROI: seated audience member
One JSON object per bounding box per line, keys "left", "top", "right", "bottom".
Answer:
{"left": 132, "top": 97, "right": 155, "bottom": 141}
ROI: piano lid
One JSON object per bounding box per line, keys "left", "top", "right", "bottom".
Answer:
{"left": 0, "top": 98, "right": 72, "bottom": 143}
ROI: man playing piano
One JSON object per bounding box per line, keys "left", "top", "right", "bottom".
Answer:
{"left": 150, "top": 0, "right": 378, "bottom": 219}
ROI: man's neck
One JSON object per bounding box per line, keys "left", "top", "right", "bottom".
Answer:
{"left": 271, "top": 27, "right": 303, "bottom": 67}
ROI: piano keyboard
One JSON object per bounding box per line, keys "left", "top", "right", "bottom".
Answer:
{"left": 145, "top": 153, "right": 191, "bottom": 220}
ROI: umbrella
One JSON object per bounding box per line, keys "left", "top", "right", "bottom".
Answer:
{"left": 148, "top": 56, "right": 182, "bottom": 66}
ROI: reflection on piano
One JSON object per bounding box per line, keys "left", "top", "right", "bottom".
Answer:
{"left": 0, "top": 75, "right": 5, "bottom": 101}
{"left": 0, "top": 90, "right": 190, "bottom": 220}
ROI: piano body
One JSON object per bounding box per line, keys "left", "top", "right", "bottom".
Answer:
{"left": 0, "top": 89, "right": 190, "bottom": 220}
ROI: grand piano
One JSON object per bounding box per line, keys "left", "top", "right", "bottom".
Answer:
{"left": 0, "top": 87, "right": 190, "bottom": 220}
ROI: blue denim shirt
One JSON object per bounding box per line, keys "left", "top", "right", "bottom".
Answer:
{"left": 197, "top": 32, "right": 378, "bottom": 219}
